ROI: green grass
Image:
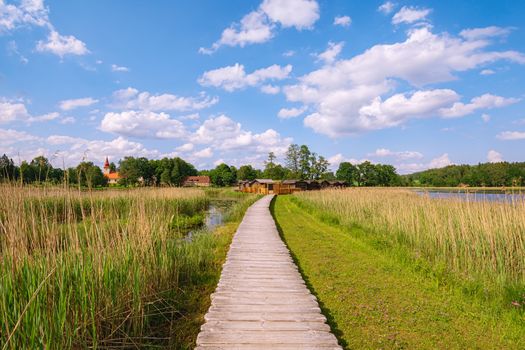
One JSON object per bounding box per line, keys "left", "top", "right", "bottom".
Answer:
{"left": 272, "top": 195, "right": 525, "bottom": 349}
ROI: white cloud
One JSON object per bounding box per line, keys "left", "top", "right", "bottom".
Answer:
{"left": 440, "top": 94, "right": 519, "bottom": 118}
{"left": 7, "top": 40, "right": 28, "bottom": 63}
{"left": 497, "top": 131, "right": 525, "bottom": 140}
{"left": 333, "top": 15, "right": 351, "bottom": 27}
{"left": 261, "top": 0, "right": 319, "bottom": 29}
{"left": 199, "top": 10, "right": 273, "bottom": 54}
{"left": 260, "top": 84, "right": 280, "bottom": 94}
{"left": 277, "top": 106, "right": 307, "bottom": 119}
{"left": 111, "top": 64, "right": 129, "bottom": 72}
{"left": 36, "top": 30, "right": 89, "bottom": 58}
{"left": 193, "top": 147, "right": 213, "bottom": 158}
{"left": 316, "top": 41, "right": 344, "bottom": 64}
{"left": 283, "top": 50, "right": 295, "bottom": 57}
{"left": 0, "top": 100, "right": 30, "bottom": 123}
{"left": 487, "top": 150, "right": 503, "bottom": 163}
{"left": 100, "top": 110, "right": 187, "bottom": 139}
{"left": 481, "top": 113, "right": 490, "bottom": 122}
{"left": 392, "top": 6, "right": 431, "bottom": 25}
{"left": 59, "top": 97, "right": 98, "bottom": 111}
{"left": 191, "top": 114, "right": 292, "bottom": 156}
{"left": 378, "top": 1, "right": 395, "bottom": 14}
{"left": 429, "top": 153, "right": 452, "bottom": 168}
{"left": 200, "top": 0, "right": 319, "bottom": 53}
{"left": 327, "top": 153, "right": 368, "bottom": 169}
{"left": 0, "top": 0, "right": 49, "bottom": 32}
{"left": 369, "top": 148, "right": 423, "bottom": 160}
{"left": 0, "top": 128, "right": 39, "bottom": 145}
{"left": 281, "top": 27, "right": 525, "bottom": 137}
{"left": 198, "top": 63, "right": 292, "bottom": 91}
{"left": 480, "top": 69, "right": 495, "bottom": 75}
{"left": 59, "top": 116, "right": 75, "bottom": 124}
{"left": 460, "top": 26, "right": 511, "bottom": 41}
{"left": 175, "top": 143, "right": 194, "bottom": 152}
{"left": 111, "top": 87, "right": 218, "bottom": 111}
{"left": 28, "top": 112, "right": 60, "bottom": 123}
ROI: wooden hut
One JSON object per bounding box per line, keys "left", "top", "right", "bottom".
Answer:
{"left": 282, "top": 179, "right": 308, "bottom": 192}
{"left": 305, "top": 180, "right": 321, "bottom": 191}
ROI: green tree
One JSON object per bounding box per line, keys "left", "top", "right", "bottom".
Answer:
{"left": 336, "top": 162, "right": 358, "bottom": 185}
{"left": 237, "top": 165, "right": 258, "bottom": 181}
{"left": 285, "top": 144, "right": 301, "bottom": 178}
{"left": 119, "top": 157, "right": 154, "bottom": 186}
{"left": 77, "top": 162, "right": 107, "bottom": 188}
{"left": 210, "top": 163, "right": 237, "bottom": 186}
{"left": 299, "top": 145, "right": 311, "bottom": 180}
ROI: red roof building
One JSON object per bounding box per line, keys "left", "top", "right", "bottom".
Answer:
{"left": 103, "top": 157, "right": 121, "bottom": 184}
{"left": 183, "top": 176, "right": 211, "bottom": 187}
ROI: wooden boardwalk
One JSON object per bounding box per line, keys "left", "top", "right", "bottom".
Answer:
{"left": 196, "top": 195, "right": 341, "bottom": 349}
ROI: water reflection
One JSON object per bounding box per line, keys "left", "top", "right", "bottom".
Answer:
{"left": 185, "top": 200, "right": 234, "bottom": 241}
{"left": 414, "top": 190, "right": 525, "bottom": 203}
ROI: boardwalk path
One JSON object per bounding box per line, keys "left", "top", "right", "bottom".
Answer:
{"left": 196, "top": 195, "right": 341, "bottom": 349}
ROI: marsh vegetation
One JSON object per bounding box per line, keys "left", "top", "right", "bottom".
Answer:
{"left": 0, "top": 184, "right": 256, "bottom": 349}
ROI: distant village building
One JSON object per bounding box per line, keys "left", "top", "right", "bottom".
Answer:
{"left": 183, "top": 175, "right": 211, "bottom": 187}
{"left": 239, "top": 179, "right": 347, "bottom": 195}
{"left": 103, "top": 157, "right": 121, "bottom": 185}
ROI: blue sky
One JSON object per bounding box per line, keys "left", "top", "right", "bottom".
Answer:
{"left": 1, "top": 0, "right": 524, "bottom": 173}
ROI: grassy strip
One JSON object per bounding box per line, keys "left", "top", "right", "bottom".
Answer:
{"left": 272, "top": 195, "right": 525, "bottom": 349}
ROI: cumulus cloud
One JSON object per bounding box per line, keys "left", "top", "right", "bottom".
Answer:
{"left": 369, "top": 148, "right": 423, "bottom": 160}
{"left": 487, "top": 150, "right": 503, "bottom": 163}
{"left": 0, "top": 0, "right": 49, "bottom": 32}
{"left": 392, "top": 6, "right": 431, "bottom": 25}
{"left": 193, "top": 147, "right": 213, "bottom": 158}
{"left": 333, "top": 16, "right": 351, "bottom": 27}
{"left": 440, "top": 94, "right": 519, "bottom": 118}
{"left": 36, "top": 30, "right": 89, "bottom": 57}
{"left": 281, "top": 27, "right": 525, "bottom": 137}
{"left": 111, "top": 87, "right": 218, "bottom": 111}
{"left": 199, "top": 63, "right": 292, "bottom": 91}
{"left": 260, "top": 0, "right": 319, "bottom": 29}
{"left": 429, "top": 153, "right": 452, "bottom": 168}
{"left": 0, "top": 128, "right": 40, "bottom": 145}
{"left": 199, "top": 0, "right": 319, "bottom": 53}
{"left": 190, "top": 114, "right": 292, "bottom": 156}
{"left": 0, "top": 100, "right": 30, "bottom": 123}
{"left": 378, "top": 1, "right": 395, "bottom": 14}
{"left": 260, "top": 84, "right": 280, "bottom": 94}
{"left": 100, "top": 110, "right": 187, "bottom": 139}
{"left": 497, "top": 131, "right": 525, "bottom": 140}
{"left": 278, "top": 106, "right": 307, "bottom": 119}
{"left": 481, "top": 113, "right": 490, "bottom": 122}
{"left": 316, "top": 41, "right": 344, "bottom": 64}
{"left": 59, "top": 97, "right": 98, "bottom": 111}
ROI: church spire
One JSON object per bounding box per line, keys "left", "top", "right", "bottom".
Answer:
{"left": 104, "top": 157, "right": 110, "bottom": 169}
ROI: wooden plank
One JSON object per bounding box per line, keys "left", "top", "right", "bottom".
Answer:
{"left": 196, "top": 195, "right": 341, "bottom": 349}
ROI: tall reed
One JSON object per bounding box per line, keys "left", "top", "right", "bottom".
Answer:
{"left": 294, "top": 188, "right": 525, "bottom": 301}
{"left": 0, "top": 184, "right": 224, "bottom": 349}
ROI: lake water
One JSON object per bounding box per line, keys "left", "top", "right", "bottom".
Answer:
{"left": 414, "top": 190, "right": 525, "bottom": 203}
{"left": 185, "top": 200, "right": 233, "bottom": 241}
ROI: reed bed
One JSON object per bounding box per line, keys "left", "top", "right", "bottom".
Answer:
{"left": 0, "top": 184, "right": 232, "bottom": 349}
{"left": 294, "top": 188, "right": 525, "bottom": 301}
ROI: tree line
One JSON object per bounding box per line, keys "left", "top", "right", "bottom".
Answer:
{"left": 0, "top": 144, "right": 403, "bottom": 188}
{"left": 404, "top": 162, "right": 525, "bottom": 187}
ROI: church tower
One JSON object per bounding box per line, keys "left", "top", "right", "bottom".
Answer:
{"left": 103, "top": 157, "right": 110, "bottom": 175}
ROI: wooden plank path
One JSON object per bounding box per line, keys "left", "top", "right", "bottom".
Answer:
{"left": 196, "top": 195, "right": 341, "bottom": 349}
